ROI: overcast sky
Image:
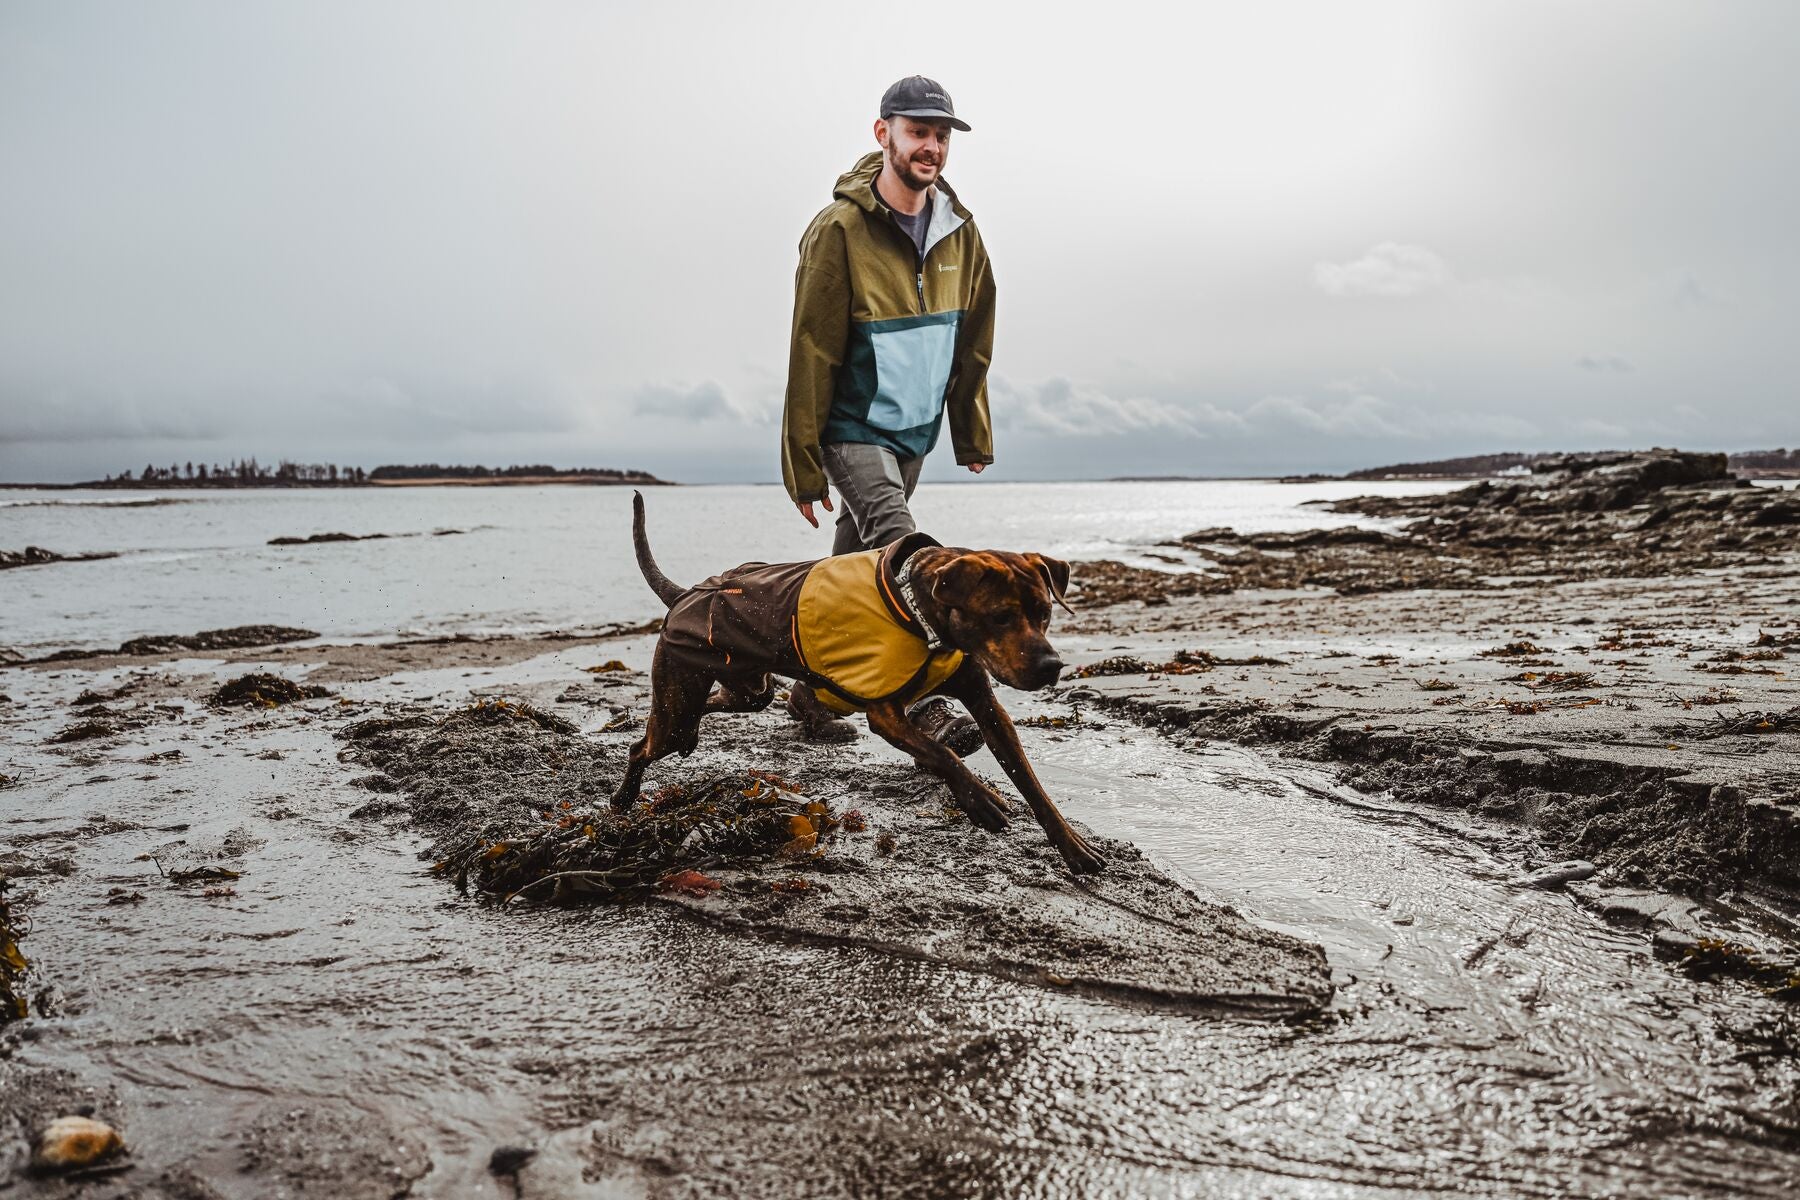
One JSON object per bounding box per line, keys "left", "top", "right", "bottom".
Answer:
{"left": 3, "top": 1, "right": 1797, "bottom": 484}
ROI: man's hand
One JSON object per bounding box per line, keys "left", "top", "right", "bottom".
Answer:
{"left": 797, "top": 491, "right": 835, "bottom": 528}
{"left": 967, "top": 462, "right": 986, "bottom": 474}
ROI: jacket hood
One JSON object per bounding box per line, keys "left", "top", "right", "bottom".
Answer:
{"left": 833, "top": 151, "right": 969, "bottom": 219}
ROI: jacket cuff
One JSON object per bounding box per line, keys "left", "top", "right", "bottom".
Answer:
{"left": 955, "top": 454, "right": 996, "bottom": 466}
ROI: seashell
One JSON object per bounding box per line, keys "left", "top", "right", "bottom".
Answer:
{"left": 30, "top": 1115, "right": 125, "bottom": 1174}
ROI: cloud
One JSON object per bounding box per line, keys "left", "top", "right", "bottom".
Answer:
{"left": 630, "top": 380, "right": 760, "bottom": 423}
{"left": 991, "top": 377, "right": 1241, "bottom": 438}
{"left": 319, "top": 375, "right": 586, "bottom": 436}
{"left": 1246, "top": 392, "right": 1416, "bottom": 439}
{"left": 1325, "top": 367, "right": 1432, "bottom": 397}
{"left": 1673, "top": 273, "right": 1737, "bottom": 311}
{"left": 1244, "top": 389, "right": 1539, "bottom": 443}
{"left": 0, "top": 384, "right": 214, "bottom": 444}
{"left": 1569, "top": 417, "right": 1630, "bottom": 441}
{"left": 990, "top": 376, "right": 1545, "bottom": 450}
{"left": 1314, "top": 242, "right": 1452, "bottom": 298}
{"left": 1576, "top": 354, "right": 1632, "bottom": 373}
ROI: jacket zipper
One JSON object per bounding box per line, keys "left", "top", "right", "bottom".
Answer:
{"left": 916, "top": 228, "right": 935, "bottom": 313}
{"left": 884, "top": 197, "right": 934, "bottom": 314}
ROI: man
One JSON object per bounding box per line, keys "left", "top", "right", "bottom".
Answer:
{"left": 780, "top": 75, "right": 997, "bottom": 747}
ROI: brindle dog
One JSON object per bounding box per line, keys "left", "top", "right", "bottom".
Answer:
{"left": 613, "top": 494, "right": 1106, "bottom": 875}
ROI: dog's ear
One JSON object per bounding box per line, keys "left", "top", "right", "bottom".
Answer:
{"left": 928, "top": 554, "right": 993, "bottom": 610}
{"left": 1029, "top": 554, "right": 1075, "bottom": 616}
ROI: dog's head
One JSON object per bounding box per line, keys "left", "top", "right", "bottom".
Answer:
{"left": 925, "top": 551, "right": 1072, "bottom": 690}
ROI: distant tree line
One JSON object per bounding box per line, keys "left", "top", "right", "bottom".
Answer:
{"left": 102, "top": 459, "right": 367, "bottom": 486}
{"left": 90, "top": 460, "right": 661, "bottom": 487}
{"left": 366, "top": 463, "right": 654, "bottom": 480}
{"left": 1729, "top": 449, "right": 1800, "bottom": 474}
{"left": 1342, "top": 448, "right": 1800, "bottom": 481}
{"left": 1343, "top": 452, "right": 1551, "bottom": 480}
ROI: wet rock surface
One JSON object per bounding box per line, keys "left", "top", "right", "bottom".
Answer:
{"left": 24, "top": 625, "right": 319, "bottom": 664}
{"left": 1057, "top": 454, "right": 1800, "bottom": 904}
{"left": 1071, "top": 450, "right": 1799, "bottom": 605}
{"left": 0, "top": 546, "right": 119, "bottom": 571}
{"left": 1063, "top": 613, "right": 1800, "bottom": 899}
{"left": 266, "top": 530, "right": 392, "bottom": 545}
{"left": 267, "top": 528, "right": 466, "bottom": 545}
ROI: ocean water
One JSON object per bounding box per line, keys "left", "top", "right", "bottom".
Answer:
{"left": 0, "top": 479, "right": 1460, "bottom": 655}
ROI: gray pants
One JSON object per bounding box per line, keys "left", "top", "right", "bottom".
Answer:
{"left": 823, "top": 442, "right": 924, "bottom": 556}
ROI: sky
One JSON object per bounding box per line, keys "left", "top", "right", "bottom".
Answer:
{"left": 3, "top": 0, "right": 1797, "bottom": 484}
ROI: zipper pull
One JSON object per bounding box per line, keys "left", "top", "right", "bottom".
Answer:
{"left": 916, "top": 272, "right": 925, "bottom": 312}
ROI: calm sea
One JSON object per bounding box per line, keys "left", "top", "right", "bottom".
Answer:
{"left": 1, "top": 479, "right": 1464, "bottom": 656}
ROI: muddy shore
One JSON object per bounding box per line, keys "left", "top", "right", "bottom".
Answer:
{"left": 1060, "top": 452, "right": 1800, "bottom": 908}
{"left": 3, "top": 453, "right": 1800, "bottom": 1195}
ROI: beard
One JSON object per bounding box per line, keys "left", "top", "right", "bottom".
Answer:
{"left": 885, "top": 140, "right": 940, "bottom": 191}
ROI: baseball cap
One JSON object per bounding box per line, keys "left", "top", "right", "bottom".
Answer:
{"left": 879, "top": 76, "right": 971, "bottom": 132}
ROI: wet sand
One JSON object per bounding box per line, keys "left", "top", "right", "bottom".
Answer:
{"left": 3, "top": 454, "right": 1799, "bottom": 1195}
{"left": 1059, "top": 558, "right": 1800, "bottom": 904}
{"left": 2, "top": 615, "right": 1797, "bottom": 1196}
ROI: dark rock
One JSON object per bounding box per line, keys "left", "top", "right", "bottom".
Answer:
{"left": 488, "top": 1146, "right": 538, "bottom": 1175}
{"left": 267, "top": 531, "right": 390, "bottom": 545}
{"left": 31, "top": 625, "right": 319, "bottom": 663}
{"left": 0, "top": 546, "right": 119, "bottom": 571}
{"left": 1519, "top": 860, "right": 1597, "bottom": 889}
{"left": 1085, "top": 450, "right": 1795, "bottom": 606}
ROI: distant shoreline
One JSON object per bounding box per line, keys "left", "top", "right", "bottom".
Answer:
{"left": 0, "top": 476, "right": 676, "bottom": 490}
{"left": 366, "top": 475, "right": 675, "bottom": 487}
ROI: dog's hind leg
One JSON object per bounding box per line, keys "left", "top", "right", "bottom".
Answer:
{"left": 611, "top": 644, "right": 713, "bottom": 810}
{"left": 703, "top": 672, "right": 775, "bottom": 713}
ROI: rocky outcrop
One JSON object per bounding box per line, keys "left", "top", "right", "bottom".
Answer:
{"left": 1069, "top": 450, "right": 1796, "bottom": 605}
{"left": 0, "top": 547, "right": 118, "bottom": 571}
{"left": 24, "top": 625, "right": 319, "bottom": 664}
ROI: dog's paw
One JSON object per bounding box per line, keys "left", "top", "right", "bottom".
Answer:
{"left": 954, "top": 785, "right": 1011, "bottom": 833}
{"left": 1058, "top": 832, "right": 1107, "bottom": 876}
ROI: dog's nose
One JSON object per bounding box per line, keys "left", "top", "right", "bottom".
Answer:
{"left": 1032, "top": 656, "right": 1065, "bottom": 687}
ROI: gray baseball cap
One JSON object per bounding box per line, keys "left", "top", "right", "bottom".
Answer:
{"left": 880, "top": 75, "right": 971, "bottom": 132}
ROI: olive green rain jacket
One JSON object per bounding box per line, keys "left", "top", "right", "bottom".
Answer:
{"left": 781, "top": 151, "right": 997, "bottom": 504}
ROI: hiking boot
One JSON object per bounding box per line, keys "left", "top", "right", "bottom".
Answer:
{"left": 785, "top": 684, "right": 859, "bottom": 744}
{"left": 909, "top": 697, "right": 984, "bottom": 757}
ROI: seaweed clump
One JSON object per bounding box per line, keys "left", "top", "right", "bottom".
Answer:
{"left": 1658, "top": 935, "right": 1800, "bottom": 1000}
{"left": 435, "top": 771, "right": 834, "bottom": 905}
{"left": 211, "top": 672, "right": 334, "bottom": 708}
{"left": 1071, "top": 649, "right": 1282, "bottom": 679}
{"left": 452, "top": 697, "right": 577, "bottom": 734}
{"left": 1, "top": 876, "right": 29, "bottom": 1023}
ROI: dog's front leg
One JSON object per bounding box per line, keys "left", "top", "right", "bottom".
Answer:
{"left": 863, "top": 700, "right": 1012, "bottom": 832}
{"left": 942, "top": 665, "right": 1107, "bottom": 875}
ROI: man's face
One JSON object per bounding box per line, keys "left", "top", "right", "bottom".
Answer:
{"left": 877, "top": 116, "right": 953, "bottom": 191}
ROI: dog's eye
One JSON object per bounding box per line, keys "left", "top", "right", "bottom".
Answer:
{"left": 987, "top": 613, "right": 1012, "bottom": 630}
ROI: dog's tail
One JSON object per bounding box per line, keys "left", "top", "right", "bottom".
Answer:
{"left": 632, "top": 490, "right": 686, "bottom": 607}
